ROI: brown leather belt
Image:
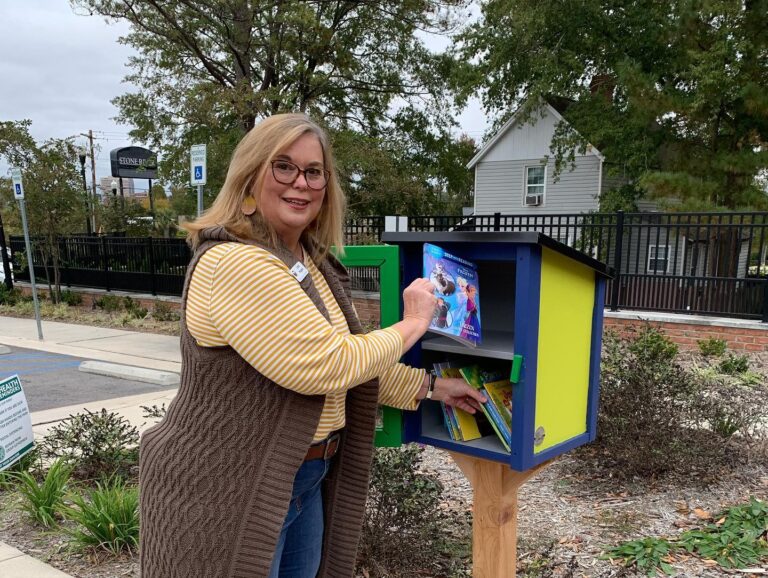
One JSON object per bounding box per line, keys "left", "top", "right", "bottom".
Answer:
{"left": 304, "top": 432, "right": 341, "bottom": 462}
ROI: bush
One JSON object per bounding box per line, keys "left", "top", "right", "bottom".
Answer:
{"left": 152, "top": 301, "right": 180, "bottom": 322}
{"left": 122, "top": 296, "right": 148, "bottom": 319}
{"left": 697, "top": 337, "right": 727, "bottom": 357}
{"left": 0, "top": 286, "right": 30, "bottom": 306}
{"left": 94, "top": 294, "right": 122, "bottom": 312}
{"left": 0, "top": 449, "right": 40, "bottom": 492}
{"left": 719, "top": 353, "right": 750, "bottom": 376}
{"left": 39, "top": 409, "right": 139, "bottom": 482}
{"left": 59, "top": 290, "right": 83, "bottom": 306}
{"left": 14, "top": 458, "right": 72, "bottom": 528}
{"left": 357, "top": 445, "right": 471, "bottom": 577}
{"left": 64, "top": 478, "right": 139, "bottom": 555}
{"left": 593, "top": 325, "right": 716, "bottom": 478}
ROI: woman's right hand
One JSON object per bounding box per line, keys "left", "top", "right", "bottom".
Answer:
{"left": 392, "top": 278, "right": 437, "bottom": 353}
{"left": 402, "top": 278, "right": 438, "bottom": 331}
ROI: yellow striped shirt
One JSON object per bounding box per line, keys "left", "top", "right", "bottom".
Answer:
{"left": 186, "top": 242, "right": 424, "bottom": 441}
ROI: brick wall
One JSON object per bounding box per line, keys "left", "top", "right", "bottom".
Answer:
{"left": 603, "top": 316, "right": 768, "bottom": 353}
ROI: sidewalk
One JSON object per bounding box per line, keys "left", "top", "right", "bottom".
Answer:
{"left": 0, "top": 316, "right": 181, "bottom": 577}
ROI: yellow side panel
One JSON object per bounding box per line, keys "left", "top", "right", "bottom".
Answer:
{"left": 535, "top": 248, "right": 594, "bottom": 453}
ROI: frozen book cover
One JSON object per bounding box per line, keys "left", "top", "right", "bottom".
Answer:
{"left": 423, "top": 243, "right": 481, "bottom": 347}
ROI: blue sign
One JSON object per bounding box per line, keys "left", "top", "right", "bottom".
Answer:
{"left": 15, "top": 184, "right": 21, "bottom": 195}
{"left": 194, "top": 166, "right": 203, "bottom": 180}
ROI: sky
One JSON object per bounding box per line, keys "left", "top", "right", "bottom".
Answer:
{"left": 0, "top": 1, "right": 489, "bottom": 194}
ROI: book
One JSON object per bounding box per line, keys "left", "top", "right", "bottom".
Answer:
{"left": 484, "top": 379, "right": 513, "bottom": 428}
{"left": 479, "top": 387, "right": 511, "bottom": 451}
{"left": 423, "top": 243, "right": 481, "bottom": 348}
{"left": 439, "top": 365, "right": 482, "bottom": 441}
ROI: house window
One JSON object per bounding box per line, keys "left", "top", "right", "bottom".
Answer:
{"left": 524, "top": 165, "right": 545, "bottom": 206}
{"left": 647, "top": 245, "right": 670, "bottom": 273}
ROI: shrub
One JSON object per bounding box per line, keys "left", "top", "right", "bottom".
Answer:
{"left": 59, "top": 290, "right": 83, "bottom": 306}
{"left": 94, "top": 294, "right": 122, "bottom": 312}
{"left": 593, "top": 325, "right": 715, "bottom": 478}
{"left": 39, "top": 409, "right": 139, "bottom": 482}
{"left": 14, "top": 458, "right": 72, "bottom": 528}
{"left": 357, "top": 445, "right": 471, "bottom": 577}
{"left": 697, "top": 337, "right": 727, "bottom": 357}
{"left": 64, "top": 478, "right": 139, "bottom": 555}
{"left": 122, "top": 296, "right": 148, "bottom": 319}
{"left": 152, "top": 301, "right": 180, "bottom": 322}
{"left": 719, "top": 353, "right": 750, "bottom": 376}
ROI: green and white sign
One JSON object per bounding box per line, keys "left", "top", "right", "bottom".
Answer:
{"left": 0, "top": 375, "right": 34, "bottom": 471}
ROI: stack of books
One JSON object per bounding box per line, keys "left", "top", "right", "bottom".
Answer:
{"left": 432, "top": 362, "right": 513, "bottom": 451}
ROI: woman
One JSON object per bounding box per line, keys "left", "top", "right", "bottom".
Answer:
{"left": 139, "top": 114, "right": 485, "bottom": 578}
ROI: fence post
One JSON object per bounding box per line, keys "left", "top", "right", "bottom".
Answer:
{"left": 762, "top": 280, "right": 768, "bottom": 323}
{"left": 610, "top": 210, "right": 625, "bottom": 311}
{"left": 101, "top": 235, "right": 110, "bottom": 291}
{"left": 148, "top": 237, "right": 157, "bottom": 296}
{"left": 494, "top": 212, "right": 501, "bottom": 231}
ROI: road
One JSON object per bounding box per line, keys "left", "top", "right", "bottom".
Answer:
{"left": 0, "top": 346, "right": 173, "bottom": 413}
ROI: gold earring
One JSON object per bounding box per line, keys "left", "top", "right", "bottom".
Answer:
{"left": 241, "top": 195, "right": 257, "bottom": 216}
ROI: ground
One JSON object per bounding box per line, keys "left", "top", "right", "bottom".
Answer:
{"left": 1, "top": 446, "right": 766, "bottom": 577}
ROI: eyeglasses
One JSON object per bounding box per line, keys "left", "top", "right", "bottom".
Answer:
{"left": 270, "top": 160, "right": 330, "bottom": 190}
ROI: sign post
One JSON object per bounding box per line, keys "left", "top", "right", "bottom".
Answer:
{"left": 0, "top": 375, "right": 35, "bottom": 472}
{"left": 10, "top": 168, "right": 43, "bottom": 340}
{"left": 190, "top": 144, "right": 207, "bottom": 217}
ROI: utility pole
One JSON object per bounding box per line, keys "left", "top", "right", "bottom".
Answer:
{"left": 80, "top": 130, "right": 98, "bottom": 233}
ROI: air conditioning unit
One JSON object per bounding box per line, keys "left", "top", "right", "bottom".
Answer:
{"left": 525, "top": 193, "right": 543, "bottom": 206}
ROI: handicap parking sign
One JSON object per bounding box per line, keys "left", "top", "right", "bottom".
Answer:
{"left": 194, "top": 166, "right": 203, "bottom": 180}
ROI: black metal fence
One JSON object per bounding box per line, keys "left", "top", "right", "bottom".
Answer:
{"left": 7, "top": 211, "right": 768, "bottom": 319}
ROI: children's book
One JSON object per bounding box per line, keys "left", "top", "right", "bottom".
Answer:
{"left": 479, "top": 387, "right": 511, "bottom": 451}
{"left": 484, "top": 379, "right": 513, "bottom": 428}
{"left": 423, "top": 243, "right": 481, "bottom": 348}
{"left": 433, "top": 363, "right": 461, "bottom": 440}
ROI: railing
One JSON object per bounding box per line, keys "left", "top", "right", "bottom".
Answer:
{"left": 7, "top": 211, "right": 768, "bottom": 319}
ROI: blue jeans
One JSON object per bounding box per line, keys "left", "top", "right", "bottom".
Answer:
{"left": 267, "top": 457, "right": 330, "bottom": 578}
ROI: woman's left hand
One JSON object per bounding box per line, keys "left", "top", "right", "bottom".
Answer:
{"left": 432, "top": 377, "right": 487, "bottom": 414}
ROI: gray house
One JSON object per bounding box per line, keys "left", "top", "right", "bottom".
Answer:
{"left": 467, "top": 99, "right": 612, "bottom": 215}
{"left": 466, "top": 100, "right": 753, "bottom": 282}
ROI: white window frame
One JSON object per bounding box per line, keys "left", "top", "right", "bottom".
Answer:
{"left": 647, "top": 244, "right": 671, "bottom": 274}
{"left": 523, "top": 165, "right": 546, "bottom": 207}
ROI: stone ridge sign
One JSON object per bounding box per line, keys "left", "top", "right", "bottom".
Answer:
{"left": 110, "top": 146, "right": 158, "bottom": 179}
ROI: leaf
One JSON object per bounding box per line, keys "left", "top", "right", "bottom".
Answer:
{"left": 693, "top": 508, "right": 712, "bottom": 520}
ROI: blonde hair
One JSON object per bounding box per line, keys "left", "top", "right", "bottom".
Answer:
{"left": 183, "top": 114, "right": 346, "bottom": 262}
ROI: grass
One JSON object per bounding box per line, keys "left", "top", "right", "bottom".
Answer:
{"left": 13, "top": 458, "right": 72, "bottom": 528}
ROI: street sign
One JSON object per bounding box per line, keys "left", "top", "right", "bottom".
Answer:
{"left": 10, "top": 168, "right": 24, "bottom": 200}
{"left": 190, "top": 144, "right": 207, "bottom": 186}
{"left": 0, "top": 375, "right": 34, "bottom": 472}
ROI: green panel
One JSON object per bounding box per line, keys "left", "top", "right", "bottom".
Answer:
{"left": 338, "top": 245, "right": 403, "bottom": 447}
{"left": 534, "top": 248, "right": 595, "bottom": 453}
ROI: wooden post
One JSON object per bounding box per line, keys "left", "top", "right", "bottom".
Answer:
{"left": 450, "top": 453, "right": 552, "bottom": 578}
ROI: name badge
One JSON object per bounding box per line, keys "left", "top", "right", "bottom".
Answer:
{"left": 290, "top": 261, "right": 309, "bottom": 282}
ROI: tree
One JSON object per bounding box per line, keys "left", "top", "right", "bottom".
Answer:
{"left": 72, "top": 0, "right": 473, "bottom": 215}
{"left": 0, "top": 121, "right": 88, "bottom": 301}
{"left": 454, "top": 0, "right": 768, "bottom": 210}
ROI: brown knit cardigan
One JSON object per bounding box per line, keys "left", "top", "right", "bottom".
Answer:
{"left": 139, "top": 226, "right": 380, "bottom": 577}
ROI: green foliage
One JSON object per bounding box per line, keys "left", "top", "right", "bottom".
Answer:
{"left": 697, "top": 338, "right": 727, "bottom": 358}
{"left": 151, "top": 301, "right": 179, "bottom": 322}
{"left": 454, "top": 1, "right": 768, "bottom": 210}
{"left": 94, "top": 294, "right": 122, "bottom": 313}
{"left": 13, "top": 458, "right": 72, "bottom": 528}
{"left": 64, "top": 478, "right": 139, "bottom": 555}
{"left": 73, "top": 0, "right": 472, "bottom": 217}
{"left": 0, "top": 285, "right": 26, "bottom": 305}
{"left": 603, "top": 537, "right": 675, "bottom": 576}
{"left": 59, "top": 290, "right": 83, "bottom": 307}
{"left": 718, "top": 353, "right": 751, "bottom": 376}
{"left": 357, "top": 445, "right": 471, "bottom": 577}
{"left": 122, "top": 296, "right": 148, "bottom": 319}
{"left": 39, "top": 409, "right": 139, "bottom": 482}
{"left": 0, "top": 449, "right": 40, "bottom": 492}
{"left": 605, "top": 498, "right": 768, "bottom": 574}
{"left": 140, "top": 403, "right": 167, "bottom": 420}
{"left": 595, "top": 325, "right": 716, "bottom": 477}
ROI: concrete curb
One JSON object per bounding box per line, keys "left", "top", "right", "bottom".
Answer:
{"left": 78, "top": 360, "right": 180, "bottom": 386}
{"left": 0, "top": 345, "right": 10, "bottom": 354}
